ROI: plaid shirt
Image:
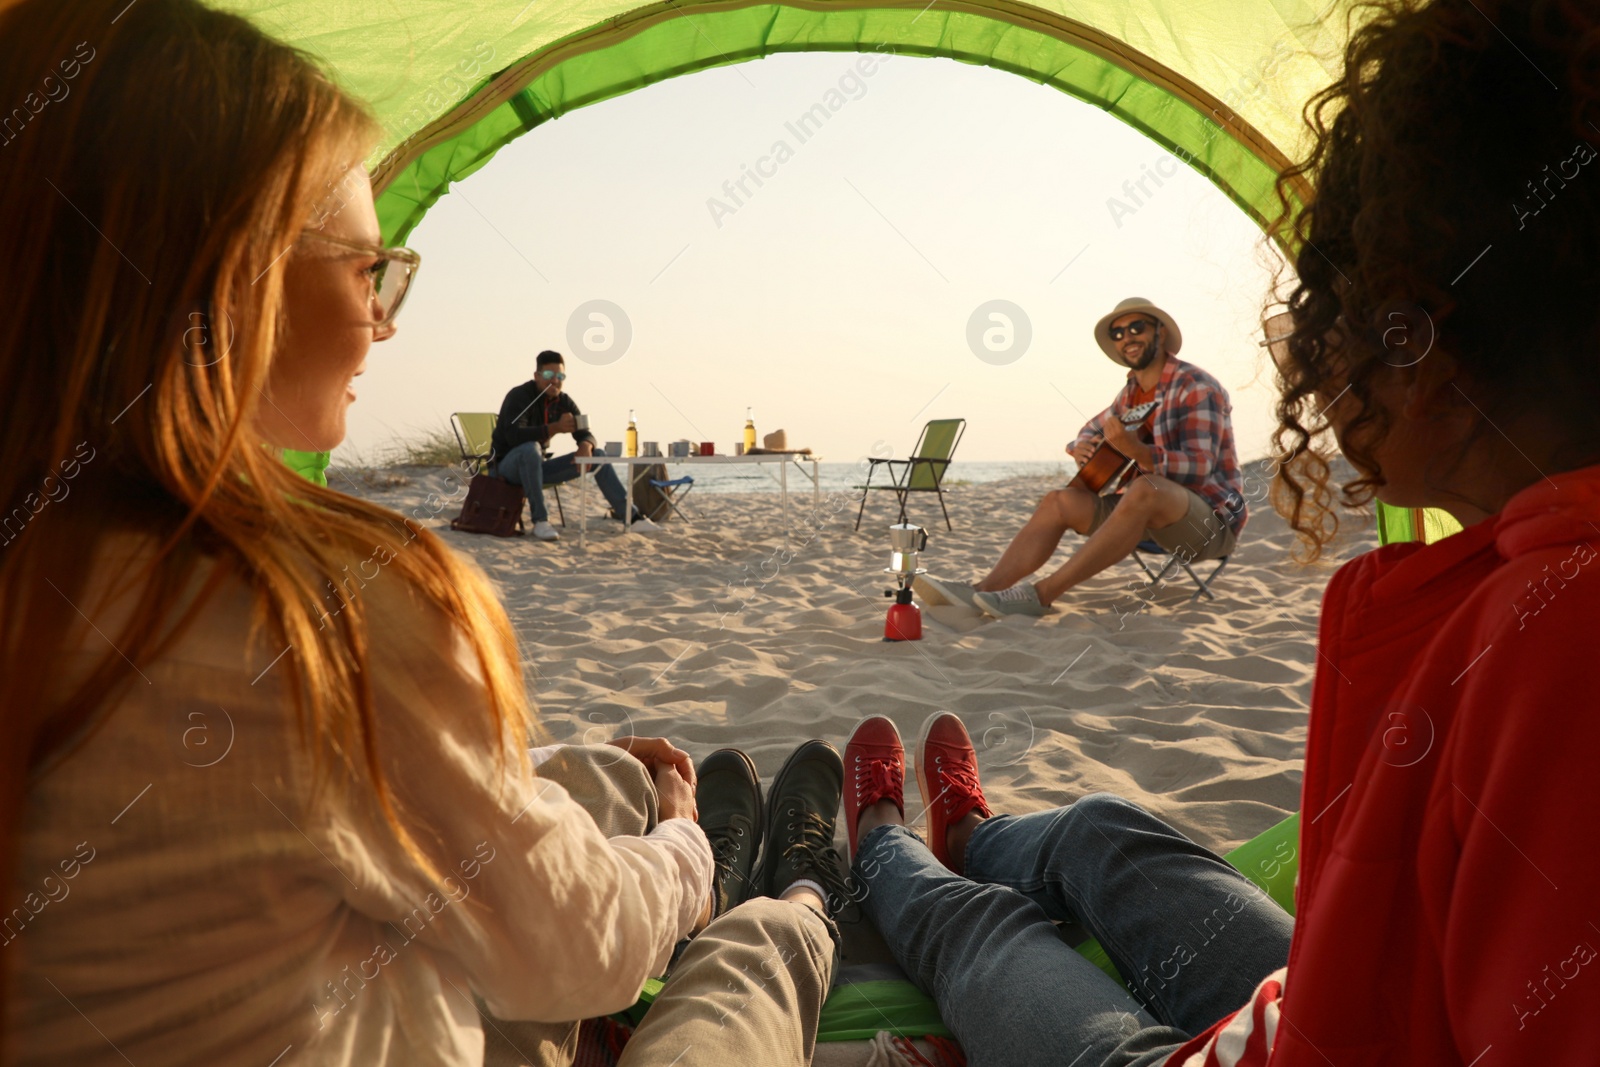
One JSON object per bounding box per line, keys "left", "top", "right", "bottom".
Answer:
{"left": 1073, "top": 356, "right": 1248, "bottom": 534}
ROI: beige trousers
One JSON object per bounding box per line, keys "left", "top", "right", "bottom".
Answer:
{"left": 483, "top": 745, "right": 836, "bottom": 1067}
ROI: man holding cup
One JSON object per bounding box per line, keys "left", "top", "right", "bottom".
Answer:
{"left": 491, "top": 349, "right": 663, "bottom": 540}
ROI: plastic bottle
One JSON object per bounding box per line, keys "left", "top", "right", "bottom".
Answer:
{"left": 743, "top": 407, "right": 757, "bottom": 453}
{"left": 625, "top": 410, "right": 638, "bottom": 457}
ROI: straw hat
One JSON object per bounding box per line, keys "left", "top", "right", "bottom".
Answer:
{"left": 1094, "top": 297, "right": 1183, "bottom": 364}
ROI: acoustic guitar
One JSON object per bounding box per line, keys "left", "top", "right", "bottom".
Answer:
{"left": 1068, "top": 400, "right": 1159, "bottom": 496}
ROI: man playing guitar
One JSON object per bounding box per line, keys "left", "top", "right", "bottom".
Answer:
{"left": 916, "top": 297, "right": 1247, "bottom": 617}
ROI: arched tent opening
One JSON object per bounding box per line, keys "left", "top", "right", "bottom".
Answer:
{"left": 226, "top": 0, "right": 1447, "bottom": 548}
{"left": 217, "top": 0, "right": 1351, "bottom": 246}
{"left": 366, "top": 2, "right": 1329, "bottom": 245}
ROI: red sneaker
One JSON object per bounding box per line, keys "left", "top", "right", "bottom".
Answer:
{"left": 916, "top": 712, "right": 993, "bottom": 873}
{"left": 843, "top": 716, "right": 905, "bottom": 860}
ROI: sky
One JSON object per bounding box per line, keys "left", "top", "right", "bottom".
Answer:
{"left": 337, "top": 49, "right": 1296, "bottom": 468}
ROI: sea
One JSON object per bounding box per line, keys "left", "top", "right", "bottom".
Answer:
{"left": 668, "top": 459, "right": 1069, "bottom": 495}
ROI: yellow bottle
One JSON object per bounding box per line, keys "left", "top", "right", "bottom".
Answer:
{"left": 625, "top": 410, "right": 638, "bottom": 457}
{"left": 743, "top": 407, "right": 757, "bottom": 453}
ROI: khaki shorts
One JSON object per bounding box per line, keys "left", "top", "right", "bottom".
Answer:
{"left": 1088, "top": 486, "right": 1237, "bottom": 562}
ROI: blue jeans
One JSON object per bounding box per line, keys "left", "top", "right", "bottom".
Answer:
{"left": 495, "top": 441, "right": 634, "bottom": 524}
{"left": 854, "top": 794, "right": 1294, "bottom": 1067}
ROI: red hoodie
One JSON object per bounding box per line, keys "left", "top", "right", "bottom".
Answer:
{"left": 1171, "top": 466, "right": 1600, "bottom": 1065}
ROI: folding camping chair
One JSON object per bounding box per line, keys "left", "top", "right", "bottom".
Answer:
{"left": 1131, "top": 539, "right": 1230, "bottom": 603}
{"left": 450, "top": 412, "right": 497, "bottom": 475}
{"left": 854, "top": 418, "right": 966, "bottom": 531}
{"left": 451, "top": 411, "right": 588, "bottom": 527}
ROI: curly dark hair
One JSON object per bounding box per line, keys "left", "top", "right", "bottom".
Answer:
{"left": 1269, "top": 0, "right": 1600, "bottom": 557}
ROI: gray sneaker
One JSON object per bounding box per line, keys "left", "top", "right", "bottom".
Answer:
{"left": 912, "top": 574, "right": 978, "bottom": 609}
{"left": 973, "top": 583, "right": 1048, "bottom": 618}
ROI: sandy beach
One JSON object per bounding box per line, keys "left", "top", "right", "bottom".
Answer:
{"left": 337, "top": 456, "right": 1376, "bottom": 1062}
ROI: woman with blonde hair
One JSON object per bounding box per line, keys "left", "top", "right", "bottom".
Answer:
{"left": 0, "top": 1, "right": 838, "bottom": 1064}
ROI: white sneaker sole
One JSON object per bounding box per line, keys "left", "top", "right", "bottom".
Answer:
{"left": 974, "top": 591, "right": 1046, "bottom": 618}
{"left": 913, "top": 575, "right": 975, "bottom": 609}
{"left": 973, "top": 594, "right": 1003, "bottom": 619}
{"left": 915, "top": 711, "right": 973, "bottom": 860}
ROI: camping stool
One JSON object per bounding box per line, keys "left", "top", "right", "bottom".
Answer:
{"left": 648, "top": 474, "right": 695, "bottom": 523}
{"left": 1132, "top": 539, "right": 1230, "bottom": 603}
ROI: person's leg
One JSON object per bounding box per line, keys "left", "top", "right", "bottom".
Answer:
{"left": 854, "top": 823, "right": 1186, "bottom": 1067}
{"left": 590, "top": 462, "right": 636, "bottom": 522}
{"left": 1033, "top": 476, "right": 1191, "bottom": 605}
{"left": 961, "top": 793, "right": 1293, "bottom": 1036}
{"left": 533, "top": 743, "right": 657, "bottom": 836}
{"left": 977, "top": 486, "right": 1104, "bottom": 592}
{"left": 1147, "top": 489, "right": 1237, "bottom": 564}
{"left": 496, "top": 441, "right": 550, "bottom": 524}
{"left": 628, "top": 737, "right": 847, "bottom": 1067}
{"left": 541, "top": 451, "right": 579, "bottom": 487}
{"left": 480, "top": 744, "right": 658, "bottom": 1067}
{"left": 620, "top": 896, "right": 837, "bottom": 1067}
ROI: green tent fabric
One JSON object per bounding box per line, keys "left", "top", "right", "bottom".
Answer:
{"left": 280, "top": 448, "right": 330, "bottom": 488}
{"left": 1376, "top": 500, "right": 1463, "bottom": 547}
{"left": 212, "top": 0, "right": 1365, "bottom": 248}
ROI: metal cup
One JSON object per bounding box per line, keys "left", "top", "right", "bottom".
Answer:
{"left": 574, "top": 414, "right": 589, "bottom": 432}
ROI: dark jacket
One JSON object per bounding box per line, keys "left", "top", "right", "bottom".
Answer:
{"left": 491, "top": 380, "right": 597, "bottom": 461}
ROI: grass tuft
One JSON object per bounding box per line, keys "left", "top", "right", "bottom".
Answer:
{"left": 328, "top": 422, "right": 465, "bottom": 490}
{"left": 391, "top": 425, "right": 462, "bottom": 467}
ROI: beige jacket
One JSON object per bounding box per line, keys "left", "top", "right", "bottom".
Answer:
{"left": 5, "top": 543, "right": 712, "bottom": 1065}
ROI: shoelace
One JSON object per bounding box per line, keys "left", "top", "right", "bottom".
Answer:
{"left": 993, "top": 583, "right": 1035, "bottom": 602}
{"left": 782, "top": 809, "right": 861, "bottom": 921}
{"left": 855, "top": 755, "right": 904, "bottom": 808}
{"left": 708, "top": 824, "right": 755, "bottom": 904}
{"left": 709, "top": 824, "right": 748, "bottom": 867}
{"left": 931, "top": 756, "right": 991, "bottom": 820}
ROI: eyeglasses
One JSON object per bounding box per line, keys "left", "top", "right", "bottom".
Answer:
{"left": 1107, "top": 318, "right": 1158, "bottom": 343}
{"left": 538, "top": 369, "right": 567, "bottom": 382}
{"left": 298, "top": 231, "right": 421, "bottom": 328}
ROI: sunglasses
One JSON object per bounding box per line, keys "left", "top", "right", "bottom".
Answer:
{"left": 1108, "top": 318, "right": 1158, "bottom": 343}
{"left": 299, "top": 231, "right": 421, "bottom": 329}
{"left": 538, "top": 369, "right": 567, "bottom": 382}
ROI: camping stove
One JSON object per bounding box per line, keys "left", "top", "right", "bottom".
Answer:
{"left": 883, "top": 523, "right": 928, "bottom": 642}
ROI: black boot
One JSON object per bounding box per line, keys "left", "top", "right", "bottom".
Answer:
{"left": 696, "top": 748, "right": 764, "bottom": 916}
{"left": 758, "top": 740, "right": 853, "bottom": 916}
